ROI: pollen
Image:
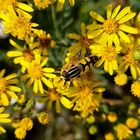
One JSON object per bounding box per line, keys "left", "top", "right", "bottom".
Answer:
{"left": 103, "top": 19, "right": 119, "bottom": 34}
{"left": 28, "top": 64, "right": 43, "bottom": 80}
{"left": 103, "top": 46, "right": 117, "bottom": 61}
{"left": 0, "top": 78, "right": 7, "bottom": 92}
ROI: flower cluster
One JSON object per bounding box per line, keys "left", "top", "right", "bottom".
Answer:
{"left": 0, "top": 0, "right": 140, "bottom": 140}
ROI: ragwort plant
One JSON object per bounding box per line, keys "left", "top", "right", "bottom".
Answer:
{"left": 0, "top": 0, "right": 140, "bottom": 139}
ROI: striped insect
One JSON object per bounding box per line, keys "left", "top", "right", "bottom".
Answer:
{"left": 62, "top": 55, "right": 96, "bottom": 81}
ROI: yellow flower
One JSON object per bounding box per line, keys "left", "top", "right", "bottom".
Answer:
{"left": 88, "top": 125, "right": 97, "bottom": 135}
{"left": 0, "top": 107, "right": 11, "bottom": 134}
{"left": 18, "top": 94, "right": 26, "bottom": 105}
{"left": 34, "top": 0, "right": 55, "bottom": 10}
{"left": 15, "top": 127, "right": 26, "bottom": 140}
{"left": 66, "top": 23, "right": 94, "bottom": 63}
{"left": 0, "top": 69, "right": 21, "bottom": 106}
{"left": 40, "top": 77, "right": 72, "bottom": 113}
{"left": 114, "top": 72, "right": 127, "bottom": 86}
{"left": 66, "top": 72, "right": 105, "bottom": 118}
{"left": 107, "top": 112, "right": 118, "bottom": 123}
{"left": 33, "top": 29, "right": 56, "bottom": 56}
{"left": 136, "top": 129, "right": 140, "bottom": 138}
{"left": 0, "top": 0, "right": 33, "bottom": 14}
{"left": 7, "top": 39, "right": 41, "bottom": 73}
{"left": 90, "top": 44, "right": 120, "bottom": 75}
{"left": 131, "top": 81, "right": 140, "bottom": 97}
{"left": 20, "top": 117, "right": 33, "bottom": 131}
{"left": 87, "top": 4, "right": 138, "bottom": 49}
{"left": 21, "top": 58, "right": 56, "bottom": 94}
{"left": 105, "top": 132, "right": 114, "bottom": 140}
{"left": 86, "top": 115, "right": 95, "bottom": 124}
{"left": 37, "top": 112, "right": 50, "bottom": 125}
{"left": 133, "top": 13, "right": 140, "bottom": 34}
{"left": 119, "top": 37, "right": 140, "bottom": 79}
{"left": 115, "top": 123, "right": 133, "bottom": 140}
{"left": 0, "top": 6, "right": 38, "bottom": 43}
{"left": 126, "top": 117, "right": 139, "bottom": 129}
{"left": 56, "top": 0, "right": 75, "bottom": 11}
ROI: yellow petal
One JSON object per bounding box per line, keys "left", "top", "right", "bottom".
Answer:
{"left": 13, "top": 57, "right": 23, "bottom": 64}
{"left": 43, "top": 68, "right": 55, "bottom": 73}
{"left": 99, "top": 32, "right": 108, "bottom": 45}
{"left": 115, "top": 6, "right": 130, "bottom": 21}
{"left": 0, "top": 107, "right": 5, "bottom": 113}
{"left": 118, "top": 13, "right": 136, "bottom": 24}
{"left": 81, "top": 23, "right": 86, "bottom": 36}
{"left": 104, "top": 61, "right": 109, "bottom": 72}
{"left": 8, "top": 86, "right": 21, "bottom": 92}
{"left": 69, "top": 0, "right": 75, "bottom": 6}
{"left": 0, "top": 119, "right": 11, "bottom": 123}
{"left": 5, "top": 73, "right": 17, "bottom": 80}
{"left": 112, "top": 60, "right": 118, "bottom": 70}
{"left": 111, "top": 5, "right": 121, "bottom": 19}
{"left": 88, "top": 29, "right": 104, "bottom": 39}
{"left": 108, "top": 62, "right": 113, "bottom": 75}
{"left": 1, "top": 94, "right": 9, "bottom": 106}
{"left": 17, "top": 2, "right": 33, "bottom": 12}
{"left": 130, "top": 66, "right": 137, "bottom": 79}
{"left": 43, "top": 73, "right": 56, "bottom": 78}
{"left": 107, "top": 34, "right": 114, "bottom": 46}
{"left": 68, "top": 33, "right": 81, "bottom": 40}
{"left": 41, "top": 58, "right": 48, "bottom": 66}
{"left": 0, "top": 69, "right": 5, "bottom": 78}
{"left": 33, "top": 80, "right": 38, "bottom": 93}
{"left": 7, "top": 51, "right": 23, "bottom": 57}
{"left": 90, "top": 11, "right": 105, "bottom": 23}
{"left": 113, "top": 34, "right": 120, "bottom": 46}
{"left": 7, "top": 91, "right": 19, "bottom": 100}
{"left": 119, "top": 24, "right": 138, "bottom": 34}
{"left": 9, "top": 39, "right": 23, "bottom": 50}
{"left": 117, "top": 30, "right": 130, "bottom": 43}
{"left": 41, "top": 77, "right": 53, "bottom": 88}
{"left": 26, "top": 79, "right": 33, "bottom": 89}
{"left": 60, "top": 96, "right": 73, "bottom": 109}
{"left": 55, "top": 100, "right": 61, "bottom": 113}
{"left": 57, "top": 0, "right": 65, "bottom": 11}
{"left": 0, "top": 126, "right": 6, "bottom": 133}
{"left": 0, "top": 114, "right": 9, "bottom": 118}
{"left": 95, "top": 59, "right": 104, "bottom": 67}
{"left": 106, "top": 4, "right": 112, "bottom": 19}
{"left": 38, "top": 80, "right": 44, "bottom": 94}
{"left": 31, "top": 23, "right": 39, "bottom": 27}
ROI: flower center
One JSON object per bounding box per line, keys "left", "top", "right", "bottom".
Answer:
{"left": 103, "top": 19, "right": 119, "bottom": 34}
{"left": 14, "top": 16, "right": 31, "bottom": 39}
{"left": 23, "top": 50, "right": 34, "bottom": 62}
{"left": 34, "top": 0, "right": 52, "bottom": 9}
{"left": 49, "top": 89, "right": 60, "bottom": 101}
{"left": 123, "top": 48, "right": 136, "bottom": 65}
{"left": 39, "top": 37, "right": 51, "bottom": 48}
{"left": 0, "top": 78, "right": 7, "bottom": 92}
{"left": 28, "top": 64, "right": 43, "bottom": 80}
{"left": 103, "top": 46, "right": 117, "bottom": 61}
{"left": 81, "top": 36, "right": 92, "bottom": 49}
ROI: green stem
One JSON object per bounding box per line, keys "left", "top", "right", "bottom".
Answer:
{"left": 51, "top": 5, "right": 62, "bottom": 40}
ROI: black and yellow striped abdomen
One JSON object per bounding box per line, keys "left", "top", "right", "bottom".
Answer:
{"left": 62, "top": 55, "right": 96, "bottom": 81}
